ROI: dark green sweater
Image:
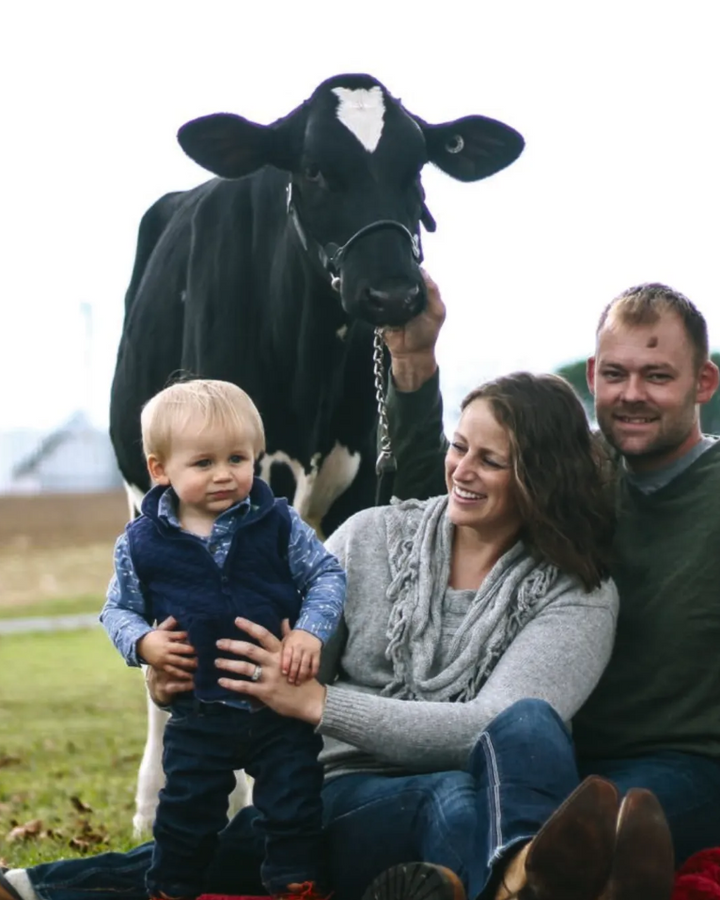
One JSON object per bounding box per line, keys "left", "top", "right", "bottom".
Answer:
{"left": 388, "top": 371, "right": 720, "bottom": 760}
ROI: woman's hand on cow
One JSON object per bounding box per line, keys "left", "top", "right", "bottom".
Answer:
{"left": 216, "top": 617, "right": 327, "bottom": 726}
{"left": 382, "top": 268, "right": 446, "bottom": 392}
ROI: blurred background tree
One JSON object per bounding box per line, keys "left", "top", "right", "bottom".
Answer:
{"left": 556, "top": 352, "right": 720, "bottom": 434}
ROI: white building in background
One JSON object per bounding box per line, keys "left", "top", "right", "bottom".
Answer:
{"left": 0, "top": 412, "right": 122, "bottom": 494}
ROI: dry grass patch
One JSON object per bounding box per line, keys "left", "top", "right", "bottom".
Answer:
{"left": 0, "top": 491, "right": 128, "bottom": 616}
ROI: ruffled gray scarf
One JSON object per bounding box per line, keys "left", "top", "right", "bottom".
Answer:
{"left": 381, "top": 495, "right": 559, "bottom": 702}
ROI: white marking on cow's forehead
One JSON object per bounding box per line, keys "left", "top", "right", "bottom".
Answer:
{"left": 332, "top": 86, "right": 385, "bottom": 153}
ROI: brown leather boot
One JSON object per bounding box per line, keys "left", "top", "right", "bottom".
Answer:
{"left": 602, "top": 789, "right": 674, "bottom": 900}
{"left": 507, "top": 776, "right": 619, "bottom": 900}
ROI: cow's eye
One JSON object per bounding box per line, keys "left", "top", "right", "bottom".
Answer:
{"left": 304, "top": 165, "right": 324, "bottom": 183}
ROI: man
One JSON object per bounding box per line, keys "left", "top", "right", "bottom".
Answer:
{"left": 380, "top": 275, "right": 720, "bottom": 868}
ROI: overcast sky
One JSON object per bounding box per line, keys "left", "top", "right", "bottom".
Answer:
{"left": 2, "top": 1, "right": 718, "bottom": 431}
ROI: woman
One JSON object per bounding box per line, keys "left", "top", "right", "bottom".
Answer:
{"left": 0, "top": 374, "right": 671, "bottom": 900}
{"left": 208, "top": 372, "right": 627, "bottom": 900}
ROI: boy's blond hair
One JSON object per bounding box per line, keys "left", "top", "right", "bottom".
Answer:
{"left": 141, "top": 380, "right": 266, "bottom": 461}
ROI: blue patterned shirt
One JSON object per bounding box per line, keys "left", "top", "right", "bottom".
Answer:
{"left": 101, "top": 488, "right": 346, "bottom": 667}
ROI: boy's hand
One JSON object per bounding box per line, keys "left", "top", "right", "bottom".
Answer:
{"left": 281, "top": 629, "right": 322, "bottom": 685}
{"left": 138, "top": 626, "right": 196, "bottom": 677}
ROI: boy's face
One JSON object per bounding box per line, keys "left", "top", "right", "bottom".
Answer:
{"left": 147, "top": 419, "right": 255, "bottom": 526}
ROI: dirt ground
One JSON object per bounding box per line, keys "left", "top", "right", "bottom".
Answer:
{"left": 0, "top": 492, "right": 129, "bottom": 612}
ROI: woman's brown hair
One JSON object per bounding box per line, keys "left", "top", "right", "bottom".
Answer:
{"left": 461, "top": 372, "right": 615, "bottom": 590}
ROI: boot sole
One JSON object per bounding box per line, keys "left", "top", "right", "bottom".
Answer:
{"left": 361, "top": 862, "right": 466, "bottom": 900}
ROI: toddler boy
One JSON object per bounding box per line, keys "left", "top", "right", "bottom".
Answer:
{"left": 101, "top": 379, "right": 345, "bottom": 900}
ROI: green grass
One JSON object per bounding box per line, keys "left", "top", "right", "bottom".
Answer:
{"left": 0, "top": 594, "right": 103, "bottom": 621}
{"left": 0, "top": 629, "right": 147, "bottom": 866}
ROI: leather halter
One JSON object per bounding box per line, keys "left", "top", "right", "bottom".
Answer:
{"left": 286, "top": 182, "right": 424, "bottom": 290}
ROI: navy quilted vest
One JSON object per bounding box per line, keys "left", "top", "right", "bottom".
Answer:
{"left": 127, "top": 479, "right": 299, "bottom": 703}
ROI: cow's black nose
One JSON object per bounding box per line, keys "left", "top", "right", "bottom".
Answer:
{"left": 366, "top": 284, "right": 420, "bottom": 315}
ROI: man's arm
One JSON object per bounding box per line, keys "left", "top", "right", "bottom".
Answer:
{"left": 383, "top": 270, "right": 449, "bottom": 500}
{"left": 386, "top": 371, "right": 449, "bottom": 500}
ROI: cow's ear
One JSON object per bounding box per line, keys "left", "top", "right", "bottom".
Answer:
{"left": 419, "top": 115, "right": 525, "bottom": 183}
{"left": 178, "top": 113, "right": 273, "bottom": 179}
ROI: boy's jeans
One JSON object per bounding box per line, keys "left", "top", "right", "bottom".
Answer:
{"left": 147, "top": 699, "right": 324, "bottom": 897}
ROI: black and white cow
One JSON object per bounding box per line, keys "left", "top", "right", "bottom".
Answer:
{"left": 109, "top": 73, "right": 524, "bottom": 834}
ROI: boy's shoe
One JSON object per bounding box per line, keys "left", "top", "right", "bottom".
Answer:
{"left": 360, "top": 863, "right": 465, "bottom": 900}
{"left": 274, "top": 882, "right": 331, "bottom": 900}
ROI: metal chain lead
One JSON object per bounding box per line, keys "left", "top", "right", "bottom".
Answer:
{"left": 373, "top": 327, "right": 396, "bottom": 475}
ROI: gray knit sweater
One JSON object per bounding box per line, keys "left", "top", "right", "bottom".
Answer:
{"left": 318, "top": 502, "right": 618, "bottom": 780}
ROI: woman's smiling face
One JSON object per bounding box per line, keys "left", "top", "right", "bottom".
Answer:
{"left": 444, "top": 397, "right": 522, "bottom": 539}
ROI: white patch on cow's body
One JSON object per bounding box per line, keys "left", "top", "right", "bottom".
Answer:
{"left": 124, "top": 481, "right": 146, "bottom": 520}
{"left": 332, "top": 86, "right": 385, "bottom": 152}
{"left": 304, "top": 444, "right": 361, "bottom": 528}
{"left": 258, "top": 451, "right": 307, "bottom": 506}
{"left": 336, "top": 324, "right": 348, "bottom": 341}
{"left": 260, "top": 443, "right": 361, "bottom": 535}
{"left": 133, "top": 691, "right": 169, "bottom": 836}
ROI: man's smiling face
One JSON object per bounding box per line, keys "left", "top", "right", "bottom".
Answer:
{"left": 588, "top": 310, "right": 705, "bottom": 471}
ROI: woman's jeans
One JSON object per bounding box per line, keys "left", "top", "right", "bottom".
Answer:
{"left": 23, "top": 699, "right": 578, "bottom": 900}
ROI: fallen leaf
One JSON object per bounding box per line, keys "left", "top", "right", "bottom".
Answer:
{"left": 7, "top": 819, "right": 43, "bottom": 842}
{"left": 70, "top": 819, "right": 107, "bottom": 845}
{"left": 40, "top": 827, "right": 61, "bottom": 840}
{"left": 68, "top": 837, "right": 91, "bottom": 852}
{"left": 70, "top": 796, "right": 92, "bottom": 813}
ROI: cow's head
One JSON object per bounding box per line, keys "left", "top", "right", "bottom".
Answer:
{"left": 178, "top": 74, "right": 524, "bottom": 327}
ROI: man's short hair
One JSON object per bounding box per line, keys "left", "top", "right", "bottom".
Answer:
{"left": 141, "top": 379, "right": 266, "bottom": 461}
{"left": 596, "top": 283, "right": 709, "bottom": 368}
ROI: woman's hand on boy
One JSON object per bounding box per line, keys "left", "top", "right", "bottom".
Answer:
{"left": 138, "top": 619, "right": 197, "bottom": 677}
{"left": 280, "top": 628, "right": 322, "bottom": 685}
{"left": 215, "top": 618, "right": 327, "bottom": 726}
